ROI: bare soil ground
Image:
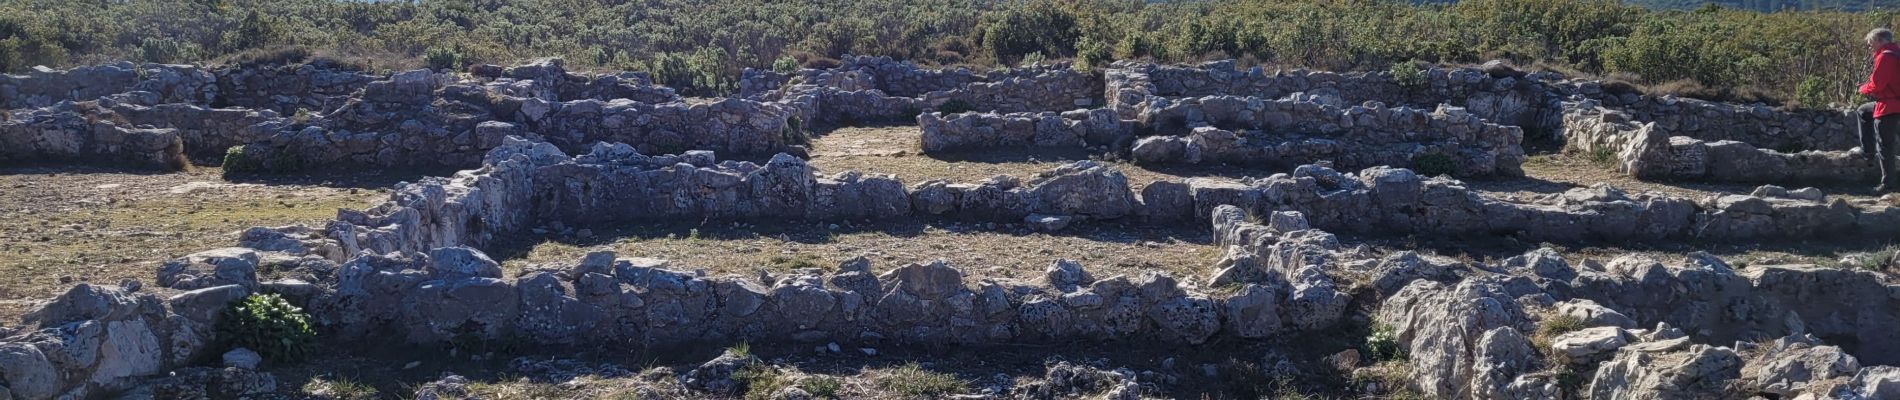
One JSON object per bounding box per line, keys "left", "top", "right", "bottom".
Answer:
{"left": 1476, "top": 152, "right": 1900, "bottom": 204}
{"left": 0, "top": 166, "right": 389, "bottom": 324}
{"left": 494, "top": 220, "right": 1219, "bottom": 284}
{"left": 808, "top": 125, "right": 1278, "bottom": 191}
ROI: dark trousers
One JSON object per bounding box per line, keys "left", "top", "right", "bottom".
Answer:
{"left": 1857, "top": 102, "right": 1899, "bottom": 185}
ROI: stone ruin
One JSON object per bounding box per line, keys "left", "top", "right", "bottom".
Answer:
{"left": 1565, "top": 101, "right": 1875, "bottom": 183}
{"left": 740, "top": 55, "right": 1104, "bottom": 127}
{"left": 4, "top": 138, "right": 1897, "bottom": 398}
{"left": 5, "top": 56, "right": 1876, "bottom": 187}
{"left": 6, "top": 56, "right": 1900, "bottom": 399}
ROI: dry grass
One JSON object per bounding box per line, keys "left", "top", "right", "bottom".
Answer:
{"left": 0, "top": 166, "right": 384, "bottom": 323}
{"left": 808, "top": 126, "right": 1272, "bottom": 192}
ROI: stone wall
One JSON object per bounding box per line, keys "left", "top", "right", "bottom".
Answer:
{"left": 0, "top": 102, "right": 186, "bottom": 170}
{"left": 1133, "top": 98, "right": 1525, "bottom": 177}
{"left": 916, "top": 109, "right": 1129, "bottom": 153}
{"left": 1563, "top": 103, "right": 1876, "bottom": 184}
{"left": 7, "top": 138, "right": 1900, "bottom": 398}
{"left": 920, "top": 97, "right": 1526, "bottom": 178}
{"left": 209, "top": 63, "right": 379, "bottom": 114}
{"left": 1, "top": 63, "right": 217, "bottom": 109}
{"left": 1553, "top": 81, "right": 1857, "bottom": 152}
{"left": 1106, "top": 60, "right": 1563, "bottom": 134}
{"left": 742, "top": 55, "right": 1103, "bottom": 128}
{"left": 232, "top": 69, "right": 797, "bottom": 171}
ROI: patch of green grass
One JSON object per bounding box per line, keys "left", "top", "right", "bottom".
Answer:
{"left": 1836, "top": 246, "right": 1898, "bottom": 271}
{"left": 735, "top": 364, "right": 793, "bottom": 400}
{"left": 301, "top": 377, "right": 378, "bottom": 400}
{"left": 799, "top": 375, "right": 842, "bottom": 398}
{"left": 728, "top": 342, "right": 752, "bottom": 357}
{"left": 1585, "top": 147, "right": 1618, "bottom": 166}
{"left": 874, "top": 363, "right": 967, "bottom": 399}
{"left": 1532, "top": 313, "right": 1588, "bottom": 363}
{"left": 466, "top": 378, "right": 569, "bottom": 399}
{"left": 768, "top": 254, "right": 828, "bottom": 271}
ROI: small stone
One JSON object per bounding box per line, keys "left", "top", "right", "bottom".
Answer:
{"left": 222, "top": 348, "right": 263, "bottom": 370}
{"left": 859, "top": 348, "right": 877, "bottom": 356}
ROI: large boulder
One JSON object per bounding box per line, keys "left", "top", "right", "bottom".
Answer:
{"left": 1023, "top": 161, "right": 1138, "bottom": 219}
{"left": 1587, "top": 337, "right": 1742, "bottom": 400}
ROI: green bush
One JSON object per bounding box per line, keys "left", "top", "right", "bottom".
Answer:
{"left": 1795, "top": 76, "right": 1833, "bottom": 110}
{"left": 771, "top": 55, "right": 799, "bottom": 73}
{"left": 222, "top": 146, "right": 259, "bottom": 175}
{"left": 216, "top": 293, "right": 317, "bottom": 364}
{"left": 140, "top": 38, "right": 197, "bottom": 64}
{"left": 1410, "top": 153, "right": 1458, "bottom": 177}
{"left": 1390, "top": 60, "right": 1426, "bottom": 90}
{"left": 424, "top": 46, "right": 463, "bottom": 72}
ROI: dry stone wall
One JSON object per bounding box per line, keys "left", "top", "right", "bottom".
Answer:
{"left": 1564, "top": 103, "right": 1876, "bottom": 184}
{"left": 1106, "top": 60, "right": 1563, "bottom": 134}
{"left": 920, "top": 98, "right": 1525, "bottom": 178}
{"left": 742, "top": 55, "right": 1103, "bottom": 128}
{"left": 1553, "top": 80, "right": 1857, "bottom": 152}
{"left": 7, "top": 138, "right": 1900, "bottom": 399}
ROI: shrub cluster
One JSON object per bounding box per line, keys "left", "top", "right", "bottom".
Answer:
{"left": 0, "top": 0, "right": 1890, "bottom": 105}
{"left": 215, "top": 293, "right": 318, "bottom": 364}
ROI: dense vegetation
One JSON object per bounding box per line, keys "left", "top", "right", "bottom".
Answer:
{"left": 1, "top": 0, "right": 1897, "bottom": 106}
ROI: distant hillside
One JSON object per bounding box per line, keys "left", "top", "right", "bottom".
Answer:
{"left": 1417, "top": 0, "right": 1898, "bottom": 11}
{"left": 1630, "top": 0, "right": 1895, "bottom": 11}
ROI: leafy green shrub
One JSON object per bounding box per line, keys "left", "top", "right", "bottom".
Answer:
{"left": 1410, "top": 153, "right": 1457, "bottom": 177}
{"left": 222, "top": 145, "right": 303, "bottom": 175}
{"left": 1796, "top": 76, "right": 1833, "bottom": 110}
{"left": 424, "top": 47, "right": 463, "bottom": 72}
{"left": 216, "top": 293, "right": 317, "bottom": 364}
{"left": 1390, "top": 60, "right": 1426, "bottom": 90}
{"left": 222, "top": 146, "right": 259, "bottom": 175}
{"left": 936, "top": 99, "right": 975, "bottom": 114}
{"left": 772, "top": 56, "right": 799, "bottom": 73}
{"left": 1364, "top": 323, "right": 1406, "bottom": 362}
{"left": 140, "top": 38, "right": 197, "bottom": 64}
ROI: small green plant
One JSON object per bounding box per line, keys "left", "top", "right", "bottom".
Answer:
{"left": 734, "top": 364, "right": 790, "bottom": 400}
{"left": 874, "top": 363, "right": 966, "bottom": 398}
{"left": 727, "top": 342, "right": 751, "bottom": 357}
{"left": 1409, "top": 153, "right": 1457, "bottom": 177}
{"left": 1537, "top": 314, "right": 1586, "bottom": 339}
{"left": 771, "top": 55, "right": 800, "bottom": 73}
{"left": 935, "top": 99, "right": 974, "bottom": 114}
{"left": 1585, "top": 146, "right": 1618, "bottom": 166}
{"left": 1364, "top": 322, "right": 1406, "bottom": 362}
{"left": 1390, "top": 60, "right": 1426, "bottom": 90}
{"left": 216, "top": 293, "right": 317, "bottom": 364}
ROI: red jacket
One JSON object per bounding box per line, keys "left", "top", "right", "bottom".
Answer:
{"left": 1861, "top": 43, "right": 1900, "bottom": 118}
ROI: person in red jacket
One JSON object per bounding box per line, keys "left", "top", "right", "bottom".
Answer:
{"left": 1858, "top": 28, "right": 1900, "bottom": 192}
